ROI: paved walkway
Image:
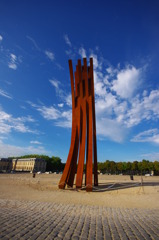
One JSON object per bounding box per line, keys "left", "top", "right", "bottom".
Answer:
{"left": 0, "top": 199, "right": 159, "bottom": 240}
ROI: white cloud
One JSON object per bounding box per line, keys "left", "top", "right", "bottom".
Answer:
{"left": 94, "top": 70, "right": 107, "bottom": 96}
{"left": 17, "top": 116, "right": 35, "bottom": 122}
{"left": 65, "top": 94, "right": 72, "bottom": 106}
{"left": 64, "top": 34, "right": 72, "bottom": 47}
{"left": 79, "top": 47, "right": 86, "bottom": 58}
{"left": 0, "top": 109, "right": 11, "bottom": 121}
{"left": 12, "top": 122, "right": 36, "bottom": 134}
{"left": 0, "top": 35, "right": 3, "bottom": 41}
{"left": 111, "top": 66, "right": 142, "bottom": 99}
{"left": 11, "top": 53, "right": 16, "bottom": 61}
{"left": 49, "top": 79, "right": 60, "bottom": 89}
{"left": 0, "top": 89, "right": 12, "bottom": 99}
{"left": 95, "top": 93, "right": 117, "bottom": 116}
{"left": 8, "top": 53, "right": 18, "bottom": 70}
{"left": 58, "top": 103, "right": 64, "bottom": 108}
{"left": 30, "top": 141, "right": 42, "bottom": 145}
{"left": 28, "top": 102, "right": 72, "bottom": 128}
{"left": 45, "top": 50, "right": 54, "bottom": 61}
{"left": 49, "top": 79, "right": 64, "bottom": 98}
{"left": 0, "top": 107, "right": 37, "bottom": 135}
{"left": 37, "top": 105, "right": 60, "bottom": 120}
{"left": 131, "top": 129, "right": 159, "bottom": 144}
{"left": 0, "top": 122, "right": 12, "bottom": 134}
{"left": 124, "top": 90, "right": 159, "bottom": 128}
{"left": 55, "top": 110, "right": 72, "bottom": 128}
{"left": 106, "top": 66, "right": 115, "bottom": 75}
{"left": 8, "top": 63, "right": 17, "bottom": 70}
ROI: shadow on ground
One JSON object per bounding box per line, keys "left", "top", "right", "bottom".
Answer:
{"left": 65, "top": 180, "right": 159, "bottom": 192}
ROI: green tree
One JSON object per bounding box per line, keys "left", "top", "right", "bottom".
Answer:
{"left": 131, "top": 161, "right": 138, "bottom": 174}
{"left": 154, "top": 161, "right": 159, "bottom": 175}
{"left": 109, "top": 161, "right": 116, "bottom": 174}
{"left": 141, "top": 159, "right": 149, "bottom": 173}
{"left": 116, "top": 162, "right": 123, "bottom": 173}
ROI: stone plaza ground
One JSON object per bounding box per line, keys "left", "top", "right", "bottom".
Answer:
{"left": 0, "top": 174, "right": 159, "bottom": 239}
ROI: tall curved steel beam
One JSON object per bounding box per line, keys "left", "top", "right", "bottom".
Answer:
{"left": 58, "top": 58, "right": 98, "bottom": 191}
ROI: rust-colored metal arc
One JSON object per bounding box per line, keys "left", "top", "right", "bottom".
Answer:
{"left": 86, "top": 96, "right": 93, "bottom": 192}
{"left": 76, "top": 101, "right": 86, "bottom": 188}
{"left": 90, "top": 58, "right": 98, "bottom": 186}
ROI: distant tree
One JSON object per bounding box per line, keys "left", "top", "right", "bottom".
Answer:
{"left": 141, "top": 159, "right": 150, "bottom": 174}
{"left": 137, "top": 161, "right": 143, "bottom": 174}
{"left": 154, "top": 161, "right": 159, "bottom": 175}
{"left": 116, "top": 162, "right": 123, "bottom": 173}
{"left": 109, "top": 161, "right": 116, "bottom": 174}
{"left": 45, "top": 156, "right": 64, "bottom": 172}
{"left": 98, "top": 162, "right": 106, "bottom": 173}
{"left": 148, "top": 161, "right": 154, "bottom": 172}
{"left": 122, "top": 162, "right": 127, "bottom": 174}
{"left": 126, "top": 162, "right": 132, "bottom": 173}
{"left": 105, "top": 160, "right": 111, "bottom": 173}
{"left": 131, "top": 161, "right": 138, "bottom": 174}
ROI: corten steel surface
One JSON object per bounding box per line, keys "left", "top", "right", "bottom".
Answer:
{"left": 58, "top": 58, "right": 98, "bottom": 192}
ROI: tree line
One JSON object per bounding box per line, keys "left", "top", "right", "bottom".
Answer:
{"left": 98, "top": 159, "right": 159, "bottom": 175}
{"left": 15, "top": 155, "right": 159, "bottom": 175}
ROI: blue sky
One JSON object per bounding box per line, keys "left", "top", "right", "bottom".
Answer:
{"left": 0, "top": 0, "right": 159, "bottom": 162}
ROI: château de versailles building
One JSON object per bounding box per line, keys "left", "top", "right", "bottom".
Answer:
{"left": 0, "top": 158, "right": 46, "bottom": 173}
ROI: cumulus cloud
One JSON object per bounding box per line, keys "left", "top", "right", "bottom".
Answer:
{"left": 0, "top": 89, "right": 12, "bottom": 99}
{"left": 111, "top": 66, "right": 142, "bottom": 99}
{"left": 45, "top": 50, "right": 54, "bottom": 61}
{"left": 0, "top": 35, "right": 3, "bottom": 41}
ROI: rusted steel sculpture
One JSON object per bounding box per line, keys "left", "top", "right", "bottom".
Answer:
{"left": 58, "top": 58, "right": 98, "bottom": 192}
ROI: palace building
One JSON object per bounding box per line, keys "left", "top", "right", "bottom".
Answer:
{"left": 0, "top": 158, "right": 46, "bottom": 173}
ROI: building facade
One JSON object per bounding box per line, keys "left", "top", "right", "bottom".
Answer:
{"left": 0, "top": 158, "right": 46, "bottom": 173}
